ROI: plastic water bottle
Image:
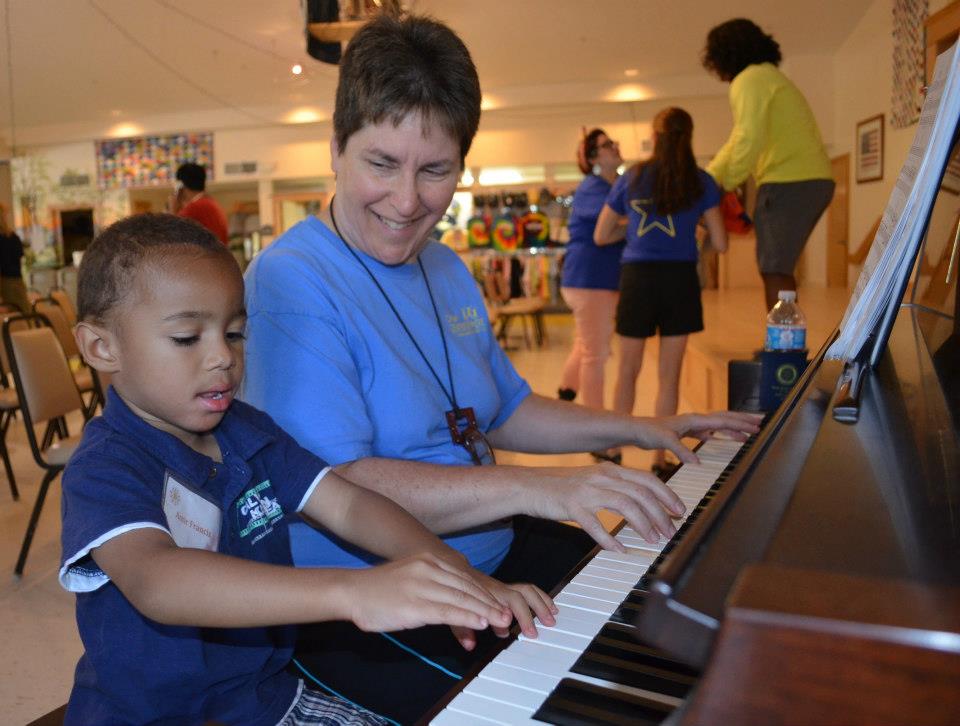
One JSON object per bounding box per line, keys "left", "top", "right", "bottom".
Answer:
{"left": 764, "top": 290, "right": 807, "bottom": 351}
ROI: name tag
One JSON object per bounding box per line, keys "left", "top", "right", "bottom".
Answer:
{"left": 162, "top": 471, "right": 221, "bottom": 551}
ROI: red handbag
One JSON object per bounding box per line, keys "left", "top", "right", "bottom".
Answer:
{"left": 720, "top": 191, "right": 753, "bottom": 234}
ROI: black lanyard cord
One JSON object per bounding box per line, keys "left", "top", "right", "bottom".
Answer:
{"left": 327, "top": 198, "right": 460, "bottom": 412}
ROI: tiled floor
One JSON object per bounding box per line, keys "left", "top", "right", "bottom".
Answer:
{"left": 0, "top": 283, "right": 849, "bottom": 725}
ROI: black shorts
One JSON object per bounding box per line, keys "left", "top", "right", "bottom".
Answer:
{"left": 616, "top": 261, "right": 703, "bottom": 338}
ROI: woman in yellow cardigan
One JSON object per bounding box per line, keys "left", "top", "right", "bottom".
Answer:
{"left": 703, "top": 18, "right": 834, "bottom": 310}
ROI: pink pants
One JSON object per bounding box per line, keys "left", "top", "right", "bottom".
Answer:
{"left": 559, "top": 287, "right": 619, "bottom": 410}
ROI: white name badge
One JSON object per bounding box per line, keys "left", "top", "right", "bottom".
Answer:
{"left": 162, "top": 471, "right": 222, "bottom": 551}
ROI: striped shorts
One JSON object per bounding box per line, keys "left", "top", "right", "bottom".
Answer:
{"left": 279, "top": 683, "right": 389, "bottom": 726}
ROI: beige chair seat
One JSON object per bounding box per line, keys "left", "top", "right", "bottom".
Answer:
{"left": 43, "top": 437, "right": 83, "bottom": 467}
{"left": 0, "top": 387, "right": 17, "bottom": 411}
{"left": 490, "top": 296, "right": 547, "bottom": 349}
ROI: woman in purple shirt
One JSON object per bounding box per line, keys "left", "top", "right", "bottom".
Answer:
{"left": 558, "top": 129, "right": 625, "bottom": 461}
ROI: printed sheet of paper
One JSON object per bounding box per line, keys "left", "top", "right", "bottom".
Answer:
{"left": 827, "top": 41, "right": 960, "bottom": 361}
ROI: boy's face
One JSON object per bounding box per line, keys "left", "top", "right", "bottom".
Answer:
{"left": 109, "top": 250, "right": 246, "bottom": 447}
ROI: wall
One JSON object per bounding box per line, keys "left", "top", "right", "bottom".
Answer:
{"left": 833, "top": 0, "right": 954, "bottom": 283}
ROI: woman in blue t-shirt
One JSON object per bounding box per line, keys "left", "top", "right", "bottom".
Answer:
{"left": 557, "top": 129, "right": 625, "bottom": 455}
{"left": 594, "top": 108, "right": 728, "bottom": 476}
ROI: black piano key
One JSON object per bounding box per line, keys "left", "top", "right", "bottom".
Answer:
{"left": 611, "top": 589, "right": 646, "bottom": 624}
{"left": 533, "top": 678, "right": 675, "bottom": 726}
{"left": 569, "top": 622, "right": 699, "bottom": 699}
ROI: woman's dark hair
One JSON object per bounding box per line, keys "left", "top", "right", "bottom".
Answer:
{"left": 333, "top": 14, "right": 481, "bottom": 164}
{"left": 702, "top": 18, "right": 781, "bottom": 82}
{"left": 576, "top": 128, "right": 607, "bottom": 175}
{"left": 631, "top": 108, "right": 702, "bottom": 215}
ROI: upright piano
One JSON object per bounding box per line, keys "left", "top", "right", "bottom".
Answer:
{"left": 427, "top": 112, "right": 960, "bottom": 726}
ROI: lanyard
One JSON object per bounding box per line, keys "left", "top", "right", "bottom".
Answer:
{"left": 328, "top": 199, "right": 461, "bottom": 413}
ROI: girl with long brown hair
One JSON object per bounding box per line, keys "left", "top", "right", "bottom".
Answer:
{"left": 595, "top": 107, "right": 728, "bottom": 476}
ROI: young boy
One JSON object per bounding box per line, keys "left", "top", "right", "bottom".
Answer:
{"left": 61, "top": 213, "right": 555, "bottom": 725}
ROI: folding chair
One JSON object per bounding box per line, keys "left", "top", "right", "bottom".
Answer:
{"left": 4, "top": 313, "right": 88, "bottom": 576}
{"left": 33, "top": 296, "right": 102, "bottom": 417}
{"left": 0, "top": 309, "right": 26, "bottom": 500}
{"left": 49, "top": 288, "right": 78, "bottom": 327}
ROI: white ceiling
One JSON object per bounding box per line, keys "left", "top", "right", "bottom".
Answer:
{"left": 0, "top": 0, "right": 873, "bottom": 149}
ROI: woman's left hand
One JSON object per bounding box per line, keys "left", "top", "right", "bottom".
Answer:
{"left": 638, "top": 411, "right": 763, "bottom": 465}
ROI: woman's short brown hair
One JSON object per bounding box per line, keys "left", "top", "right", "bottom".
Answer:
{"left": 333, "top": 14, "right": 481, "bottom": 164}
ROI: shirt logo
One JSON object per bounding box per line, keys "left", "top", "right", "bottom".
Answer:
{"left": 446, "top": 306, "right": 486, "bottom": 337}
{"left": 236, "top": 480, "right": 284, "bottom": 544}
{"left": 630, "top": 198, "right": 677, "bottom": 238}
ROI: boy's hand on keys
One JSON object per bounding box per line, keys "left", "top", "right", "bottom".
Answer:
{"left": 347, "top": 553, "right": 512, "bottom": 640}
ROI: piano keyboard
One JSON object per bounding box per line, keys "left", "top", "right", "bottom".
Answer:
{"left": 430, "top": 436, "right": 748, "bottom": 726}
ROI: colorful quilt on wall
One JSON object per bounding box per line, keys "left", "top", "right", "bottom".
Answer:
{"left": 95, "top": 132, "right": 214, "bottom": 188}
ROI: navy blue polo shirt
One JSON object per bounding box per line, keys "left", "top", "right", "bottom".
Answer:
{"left": 60, "top": 387, "right": 328, "bottom": 726}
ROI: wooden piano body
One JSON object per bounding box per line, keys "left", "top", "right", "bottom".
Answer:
{"left": 644, "top": 302, "right": 960, "bottom": 725}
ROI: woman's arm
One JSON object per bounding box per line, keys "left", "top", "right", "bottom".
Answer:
{"left": 593, "top": 204, "right": 627, "bottom": 245}
{"left": 702, "top": 206, "right": 728, "bottom": 253}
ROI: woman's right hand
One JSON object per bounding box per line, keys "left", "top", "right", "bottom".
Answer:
{"left": 346, "top": 553, "right": 512, "bottom": 638}
{"left": 527, "top": 464, "right": 686, "bottom": 550}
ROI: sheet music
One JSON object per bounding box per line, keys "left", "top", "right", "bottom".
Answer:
{"left": 827, "top": 41, "right": 960, "bottom": 361}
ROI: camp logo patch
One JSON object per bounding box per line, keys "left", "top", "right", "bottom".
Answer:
{"left": 236, "top": 480, "right": 284, "bottom": 544}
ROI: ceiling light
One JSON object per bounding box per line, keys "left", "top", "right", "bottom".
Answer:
{"left": 624, "top": 69, "right": 639, "bottom": 77}
{"left": 291, "top": 64, "right": 303, "bottom": 75}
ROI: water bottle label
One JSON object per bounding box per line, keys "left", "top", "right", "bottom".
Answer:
{"left": 765, "top": 325, "right": 806, "bottom": 351}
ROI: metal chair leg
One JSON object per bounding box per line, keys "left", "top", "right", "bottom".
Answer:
{"left": 15, "top": 467, "right": 61, "bottom": 577}
{"left": 0, "top": 434, "right": 18, "bottom": 500}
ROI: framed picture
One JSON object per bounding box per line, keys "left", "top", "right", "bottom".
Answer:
{"left": 855, "top": 114, "right": 884, "bottom": 183}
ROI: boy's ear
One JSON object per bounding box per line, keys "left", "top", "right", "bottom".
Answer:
{"left": 74, "top": 322, "right": 121, "bottom": 374}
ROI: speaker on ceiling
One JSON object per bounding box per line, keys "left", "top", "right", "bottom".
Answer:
{"left": 306, "top": 0, "right": 341, "bottom": 65}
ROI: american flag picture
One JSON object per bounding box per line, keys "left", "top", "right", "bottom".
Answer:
{"left": 856, "top": 114, "right": 884, "bottom": 183}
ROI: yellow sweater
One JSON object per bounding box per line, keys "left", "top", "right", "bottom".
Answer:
{"left": 707, "top": 63, "right": 832, "bottom": 190}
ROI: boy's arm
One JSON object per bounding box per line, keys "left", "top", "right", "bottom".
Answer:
{"left": 91, "top": 527, "right": 510, "bottom": 633}
{"left": 301, "top": 471, "right": 557, "bottom": 642}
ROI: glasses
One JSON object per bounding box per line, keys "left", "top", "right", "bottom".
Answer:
{"left": 446, "top": 407, "right": 497, "bottom": 466}
{"left": 597, "top": 139, "right": 618, "bottom": 151}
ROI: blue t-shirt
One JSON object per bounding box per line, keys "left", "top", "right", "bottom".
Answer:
{"left": 607, "top": 166, "right": 720, "bottom": 263}
{"left": 561, "top": 174, "right": 625, "bottom": 289}
{"left": 243, "top": 217, "right": 531, "bottom": 574}
{"left": 60, "top": 388, "right": 326, "bottom": 726}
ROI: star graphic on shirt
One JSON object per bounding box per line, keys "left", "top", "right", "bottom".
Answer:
{"left": 630, "top": 198, "right": 676, "bottom": 238}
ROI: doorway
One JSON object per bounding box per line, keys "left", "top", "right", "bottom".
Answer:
{"left": 57, "top": 208, "right": 95, "bottom": 265}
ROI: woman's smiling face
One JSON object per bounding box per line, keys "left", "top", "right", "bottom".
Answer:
{"left": 329, "top": 112, "right": 461, "bottom": 265}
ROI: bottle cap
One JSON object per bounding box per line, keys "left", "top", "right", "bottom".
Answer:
{"left": 778, "top": 290, "right": 797, "bottom": 302}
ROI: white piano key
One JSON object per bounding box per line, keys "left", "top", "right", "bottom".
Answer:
{"left": 561, "top": 582, "right": 628, "bottom": 604}
{"left": 478, "top": 661, "right": 558, "bottom": 695}
{"left": 547, "top": 603, "right": 609, "bottom": 637}
{"left": 593, "top": 548, "right": 654, "bottom": 571}
{"left": 568, "top": 572, "right": 634, "bottom": 596}
{"left": 445, "top": 692, "right": 533, "bottom": 724}
{"left": 464, "top": 676, "right": 545, "bottom": 710}
{"left": 431, "top": 707, "right": 507, "bottom": 725}
{"left": 554, "top": 591, "right": 618, "bottom": 615}
{"left": 578, "top": 561, "right": 640, "bottom": 584}
{"left": 519, "top": 626, "right": 591, "bottom": 652}
{"left": 495, "top": 638, "right": 580, "bottom": 677}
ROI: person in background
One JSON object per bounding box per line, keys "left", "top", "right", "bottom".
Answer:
{"left": 595, "top": 108, "right": 728, "bottom": 478}
{"left": 63, "top": 213, "right": 551, "bottom": 726}
{"left": 243, "top": 14, "right": 760, "bottom": 723}
{"left": 557, "top": 128, "right": 625, "bottom": 464}
{"left": 0, "top": 203, "right": 31, "bottom": 313}
{"left": 170, "top": 162, "right": 230, "bottom": 245}
{"left": 703, "top": 17, "right": 834, "bottom": 311}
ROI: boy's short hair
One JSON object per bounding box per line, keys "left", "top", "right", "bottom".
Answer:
{"left": 175, "top": 163, "right": 207, "bottom": 192}
{"left": 77, "top": 213, "right": 235, "bottom": 325}
{"left": 333, "top": 14, "right": 481, "bottom": 164}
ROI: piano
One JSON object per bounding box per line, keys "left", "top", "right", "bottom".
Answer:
{"left": 427, "top": 119, "right": 960, "bottom": 726}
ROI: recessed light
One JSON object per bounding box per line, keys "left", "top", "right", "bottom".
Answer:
{"left": 291, "top": 64, "right": 303, "bottom": 75}
{"left": 624, "top": 68, "right": 639, "bottom": 77}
